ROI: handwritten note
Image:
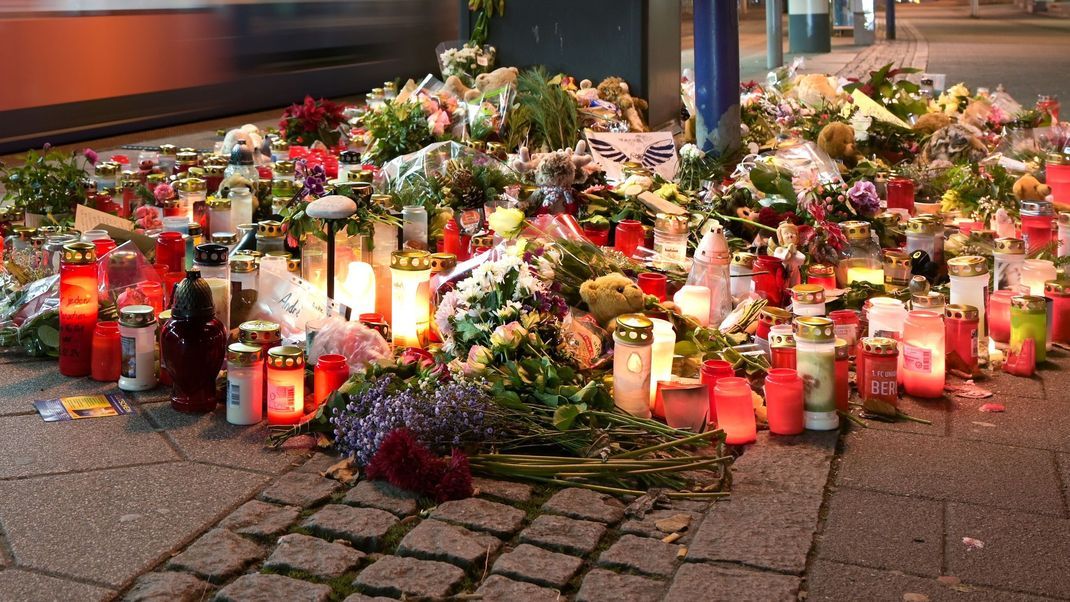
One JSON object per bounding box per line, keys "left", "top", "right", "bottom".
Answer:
{"left": 850, "top": 89, "right": 911, "bottom": 129}
{"left": 75, "top": 205, "right": 133, "bottom": 234}
{"left": 585, "top": 131, "right": 679, "bottom": 181}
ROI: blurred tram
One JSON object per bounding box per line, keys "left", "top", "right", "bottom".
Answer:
{"left": 0, "top": 0, "right": 456, "bottom": 153}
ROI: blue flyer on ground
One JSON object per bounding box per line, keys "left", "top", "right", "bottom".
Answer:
{"left": 33, "top": 392, "right": 134, "bottom": 422}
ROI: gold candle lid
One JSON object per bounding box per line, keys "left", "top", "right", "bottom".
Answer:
{"left": 794, "top": 316, "right": 835, "bottom": 342}
{"left": 147, "top": 173, "right": 167, "bottom": 185}
{"left": 202, "top": 164, "right": 225, "bottom": 177}
{"left": 266, "top": 345, "right": 305, "bottom": 369}
{"left": 174, "top": 177, "right": 207, "bottom": 193}
{"left": 274, "top": 160, "right": 296, "bottom": 176}
{"left": 654, "top": 213, "right": 689, "bottom": 234}
{"left": 841, "top": 220, "right": 871, "bottom": 241}
{"left": 905, "top": 217, "right": 939, "bottom": 234}
{"left": 911, "top": 292, "right": 945, "bottom": 309}
{"left": 613, "top": 314, "right": 654, "bottom": 343}
{"left": 239, "top": 320, "right": 281, "bottom": 345}
{"left": 760, "top": 306, "right": 794, "bottom": 325}
{"left": 61, "top": 242, "right": 96, "bottom": 265}
{"left": 1044, "top": 280, "right": 1070, "bottom": 295}
{"left": 883, "top": 249, "right": 912, "bottom": 268}
{"left": 287, "top": 257, "right": 301, "bottom": 273}
{"left": 273, "top": 179, "right": 298, "bottom": 197}
{"left": 947, "top": 255, "right": 989, "bottom": 277}
{"left": 769, "top": 332, "right": 796, "bottom": 348}
{"left": 391, "top": 250, "right": 431, "bottom": 271}
{"left": 993, "top": 237, "right": 1025, "bottom": 255}
{"left": 860, "top": 336, "right": 898, "bottom": 355}
{"left": 835, "top": 337, "right": 849, "bottom": 359}
{"left": 944, "top": 304, "right": 979, "bottom": 321}
{"left": 1011, "top": 295, "right": 1047, "bottom": 312}
{"left": 430, "top": 253, "right": 457, "bottom": 273}
{"left": 257, "top": 220, "right": 285, "bottom": 238}
{"left": 732, "top": 252, "right": 757, "bottom": 268}
{"left": 94, "top": 162, "right": 119, "bottom": 176}
{"left": 791, "top": 283, "right": 825, "bottom": 305}
{"left": 371, "top": 193, "right": 395, "bottom": 209}
{"left": 230, "top": 256, "right": 257, "bottom": 273}
{"left": 119, "top": 304, "right": 156, "bottom": 328}
{"left": 227, "top": 342, "right": 263, "bottom": 366}
{"left": 159, "top": 144, "right": 177, "bottom": 157}
{"left": 212, "top": 232, "right": 238, "bottom": 245}
{"left": 207, "top": 197, "right": 232, "bottom": 210}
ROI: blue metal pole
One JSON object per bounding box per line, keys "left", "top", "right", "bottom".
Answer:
{"left": 767, "top": 0, "right": 784, "bottom": 70}
{"left": 886, "top": 0, "right": 896, "bottom": 40}
{"left": 693, "top": 0, "right": 741, "bottom": 157}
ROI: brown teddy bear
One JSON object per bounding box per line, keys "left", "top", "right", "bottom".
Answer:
{"left": 579, "top": 273, "right": 647, "bottom": 330}
{"left": 596, "top": 77, "right": 649, "bottom": 132}
{"left": 1013, "top": 174, "right": 1051, "bottom": 202}
{"left": 817, "top": 122, "right": 860, "bottom": 167}
{"left": 443, "top": 67, "right": 519, "bottom": 102}
{"left": 913, "top": 112, "right": 952, "bottom": 136}
{"left": 919, "top": 124, "right": 987, "bottom": 166}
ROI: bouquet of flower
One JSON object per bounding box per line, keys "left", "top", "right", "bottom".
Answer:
{"left": 438, "top": 42, "right": 497, "bottom": 86}
{"left": 279, "top": 96, "right": 348, "bottom": 147}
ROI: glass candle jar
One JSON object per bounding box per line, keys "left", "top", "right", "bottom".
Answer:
{"left": 838, "top": 221, "right": 883, "bottom": 287}
{"left": 753, "top": 254, "right": 786, "bottom": 307}
{"left": 988, "top": 289, "right": 1014, "bottom": 345}
{"left": 806, "top": 263, "right": 837, "bottom": 291}
{"left": 373, "top": 219, "right": 399, "bottom": 322}
{"left": 867, "top": 297, "right": 907, "bottom": 340}
{"left": 637, "top": 273, "right": 667, "bottom": 302}
{"left": 653, "top": 213, "right": 689, "bottom": 270}
{"left": 714, "top": 376, "right": 757, "bottom": 445}
{"left": 162, "top": 271, "right": 227, "bottom": 413}
{"left": 700, "top": 359, "right": 735, "bottom": 425}
{"left": 612, "top": 314, "right": 654, "bottom": 419}
{"left": 755, "top": 306, "right": 793, "bottom": 356}
{"left": 229, "top": 187, "right": 254, "bottom": 228}
{"left": 390, "top": 250, "right": 432, "bottom": 348}
{"left": 614, "top": 220, "right": 644, "bottom": 259}
{"left": 266, "top": 345, "right": 305, "bottom": 425}
{"left": 207, "top": 197, "right": 233, "bottom": 238}
{"left": 118, "top": 305, "right": 157, "bottom": 391}
{"left": 829, "top": 309, "right": 860, "bottom": 353}
{"left": 660, "top": 384, "right": 709, "bottom": 432}
{"left": 905, "top": 217, "right": 942, "bottom": 265}
{"left": 790, "top": 283, "right": 826, "bottom": 317}
{"left": 944, "top": 304, "right": 979, "bottom": 376}
{"left": 993, "top": 238, "right": 1026, "bottom": 291}
{"left": 673, "top": 285, "right": 712, "bottom": 327}
{"left": 256, "top": 221, "right": 286, "bottom": 254}
{"left": 901, "top": 310, "right": 945, "bottom": 399}
{"left": 1021, "top": 259, "right": 1057, "bottom": 296}
{"left": 156, "top": 231, "right": 187, "bottom": 275}
{"left": 91, "top": 321, "right": 122, "bottom": 382}
{"left": 886, "top": 177, "right": 915, "bottom": 215}
{"left": 764, "top": 368, "right": 804, "bottom": 436}
{"left": 947, "top": 256, "right": 989, "bottom": 341}
{"left": 59, "top": 243, "right": 99, "bottom": 377}
{"left": 1045, "top": 280, "right": 1070, "bottom": 345}
{"left": 859, "top": 337, "right": 899, "bottom": 405}
{"left": 314, "top": 354, "right": 350, "bottom": 409}
{"left": 1010, "top": 295, "right": 1048, "bottom": 363}
{"left": 769, "top": 332, "right": 797, "bottom": 370}
{"left": 882, "top": 250, "right": 912, "bottom": 292}
{"left": 730, "top": 252, "right": 756, "bottom": 300}
{"left": 1058, "top": 213, "right": 1070, "bottom": 258}
{"left": 175, "top": 177, "right": 207, "bottom": 221}
{"left": 794, "top": 316, "right": 838, "bottom": 431}
{"left": 194, "top": 244, "right": 230, "bottom": 333}
{"left": 402, "top": 205, "right": 429, "bottom": 251}
{"left": 835, "top": 338, "right": 850, "bottom": 412}
{"left": 227, "top": 343, "right": 263, "bottom": 425}
{"left": 648, "top": 318, "right": 676, "bottom": 410}
{"left": 1020, "top": 199, "right": 1055, "bottom": 254}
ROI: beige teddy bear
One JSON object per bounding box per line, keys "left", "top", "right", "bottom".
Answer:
{"left": 579, "top": 273, "right": 647, "bottom": 330}
{"left": 596, "top": 77, "right": 649, "bottom": 132}
{"left": 443, "top": 67, "right": 520, "bottom": 102}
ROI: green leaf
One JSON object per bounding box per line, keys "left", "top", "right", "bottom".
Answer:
{"left": 552, "top": 403, "right": 587, "bottom": 431}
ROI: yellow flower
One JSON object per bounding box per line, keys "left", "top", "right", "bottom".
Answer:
{"left": 487, "top": 208, "right": 526, "bottom": 239}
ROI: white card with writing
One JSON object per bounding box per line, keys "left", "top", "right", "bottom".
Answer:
{"left": 75, "top": 204, "right": 133, "bottom": 234}
{"left": 585, "top": 131, "right": 678, "bottom": 182}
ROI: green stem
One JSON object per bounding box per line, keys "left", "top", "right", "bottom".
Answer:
{"left": 837, "top": 409, "right": 868, "bottom": 428}
{"left": 613, "top": 430, "right": 722, "bottom": 459}
{"left": 713, "top": 211, "right": 777, "bottom": 233}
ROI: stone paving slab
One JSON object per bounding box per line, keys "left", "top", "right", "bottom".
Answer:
{"left": 0, "top": 412, "right": 177, "bottom": 479}
{"left": 301, "top": 504, "right": 398, "bottom": 552}
{"left": 429, "top": 497, "right": 527, "bottom": 538}
{"left": 949, "top": 395, "right": 1070, "bottom": 453}
{"left": 575, "top": 568, "right": 665, "bottom": 602}
{"left": 0, "top": 569, "right": 116, "bottom": 602}
{"left": 472, "top": 477, "right": 534, "bottom": 504}
{"left": 835, "top": 428, "right": 1065, "bottom": 516}
{"left": 491, "top": 543, "right": 585, "bottom": 589}
{"left": 1060, "top": 453, "right": 1070, "bottom": 510}
{"left": 945, "top": 502, "right": 1070, "bottom": 599}
{"left": 541, "top": 487, "right": 626, "bottom": 524}
{"left": 728, "top": 431, "right": 836, "bottom": 494}
{"left": 396, "top": 518, "right": 502, "bottom": 570}
{"left": 343, "top": 479, "right": 419, "bottom": 516}
{"left": 976, "top": 371, "right": 1046, "bottom": 401}
{"left": 519, "top": 514, "right": 607, "bottom": 556}
{"left": 1040, "top": 361, "right": 1070, "bottom": 402}
{"left": 596, "top": 533, "right": 680, "bottom": 577}
{"left": 166, "top": 528, "right": 265, "bottom": 583}
{"left": 263, "top": 533, "right": 365, "bottom": 578}
{"left": 122, "top": 571, "right": 214, "bottom": 602}
{"left": 806, "top": 559, "right": 1054, "bottom": 602}
{"left": 475, "top": 574, "right": 563, "bottom": 602}
{"left": 816, "top": 487, "right": 944, "bottom": 577}
{"left": 258, "top": 471, "right": 341, "bottom": 508}
{"left": 218, "top": 500, "right": 301, "bottom": 538}
{"left": 353, "top": 555, "right": 466, "bottom": 599}
{"left": 685, "top": 484, "right": 822, "bottom": 574}
{"left": 664, "top": 563, "right": 800, "bottom": 602}
{"left": 216, "top": 573, "right": 332, "bottom": 602}
{"left": 142, "top": 403, "right": 307, "bottom": 474}
{"left": 0, "top": 462, "right": 268, "bottom": 589}
{"left": 619, "top": 508, "right": 703, "bottom": 543}
{"left": 0, "top": 361, "right": 170, "bottom": 416}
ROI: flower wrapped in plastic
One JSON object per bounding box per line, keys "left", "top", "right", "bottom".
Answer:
{"left": 436, "top": 41, "right": 497, "bottom": 87}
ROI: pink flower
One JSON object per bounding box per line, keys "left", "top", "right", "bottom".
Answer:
{"left": 462, "top": 345, "right": 492, "bottom": 376}
{"left": 154, "top": 183, "right": 175, "bottom": 203}
{"left": 134, "top": 205, "right": 163, "bottom": 231}
{"left": 83, "top": 148, "right": 98, "bottom": 165}
{"left": 399, "top": 347, "right": 435, "bottom": 368}
{"left": 428, "top": 110, "right": 451, "bottom": 137}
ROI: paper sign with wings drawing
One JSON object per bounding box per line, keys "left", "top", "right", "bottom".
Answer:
{"left": 585, "top": 132, "right": 679, "bottom": 181}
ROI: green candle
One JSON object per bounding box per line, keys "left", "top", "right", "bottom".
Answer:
{"left": 1010, "top": 296, "right": 1047, "bottom": 363}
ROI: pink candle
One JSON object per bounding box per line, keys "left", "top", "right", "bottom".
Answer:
{"left": 764, "top": 369, "right": 804, "bottom": 435}
{"left": 901, "top": 310, "right": 945, "bottom": 399}
{"left": 988, "top": 289, "right": 1015, "bottom": 344}
{"left": 714, "top": 377, "right": 756, "bottom": 445}
{"left": 700, "top": 359, "right": 735, "bottom": 425}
